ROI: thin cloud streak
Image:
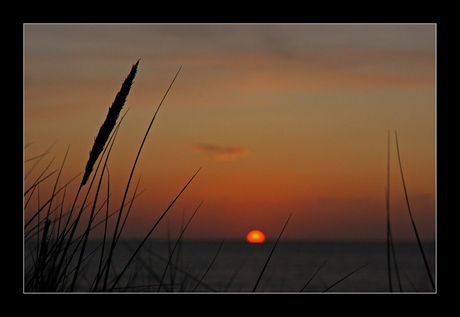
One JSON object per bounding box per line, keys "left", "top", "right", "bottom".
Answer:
{"left": 192, "top": 143, "right": 249, "bottom": 161}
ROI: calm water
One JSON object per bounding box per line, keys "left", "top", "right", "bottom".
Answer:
{"left": 25, "top": 239, "right": 436, "bottom": 292}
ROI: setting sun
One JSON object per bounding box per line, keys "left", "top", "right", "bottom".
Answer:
{"left": 246, "top": 230, "right": 266, "bottom": 243}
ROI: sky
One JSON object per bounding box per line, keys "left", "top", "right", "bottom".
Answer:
{"left": 24, "top": 24, "right": 436, "bottom": 241}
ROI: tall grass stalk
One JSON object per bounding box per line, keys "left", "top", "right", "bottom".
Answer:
{"left": 80, "top": 60, "right": 139, "bottom": 188}
{"left": 52, "top": 62, "right": 138, "bottom": 286}
{"left": 394, "top": 130, "right": 435, "bottom": 291}
{"left": 102, "top": 65, "right": 183, "bottom": 291}
{"left": 48, "top": 65, "right": 137, "bottom": 290}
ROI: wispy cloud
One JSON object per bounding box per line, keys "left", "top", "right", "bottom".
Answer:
{"left": 192, "top": 143, "right": 249, "bottom": 161}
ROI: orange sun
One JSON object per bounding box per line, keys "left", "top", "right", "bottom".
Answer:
{"left": 246, "top": 230, "right": 266, "bottom": 243}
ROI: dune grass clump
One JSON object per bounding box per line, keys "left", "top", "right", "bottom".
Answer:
{"left": 24, "top": 60, "right": 195, "bottom": 292}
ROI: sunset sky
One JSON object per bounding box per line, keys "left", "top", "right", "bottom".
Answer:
{"left": 24, "top": 24, "right": 436, "bottom": 241}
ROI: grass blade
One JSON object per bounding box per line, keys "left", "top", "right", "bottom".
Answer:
{"left": 299, "top": 259, "right": 327, "bottom": 292}
{"left": 322, "top": 263, "right": 368, "bottom": 292}
{"left": 394, "top": 130, "right": 435, "bottom": 291}
{"left": 25, "top": 140, "right": 57, "bottom": 179}
{"left": 252, "top": 212, "right": 292, "bottom": 292}
{"left": 192, "top": 239, "right": 225, "bottom": 292}
{"left": 24, "top": 156, "right": 57, "bottom": 197}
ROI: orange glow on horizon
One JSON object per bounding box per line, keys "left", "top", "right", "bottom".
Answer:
{"left": 246, "top": 230, "right": 266, "bottom": 243}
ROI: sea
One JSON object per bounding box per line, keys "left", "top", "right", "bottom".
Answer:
{"left": 24, "top": 239, "right": 436, "bottom": 293}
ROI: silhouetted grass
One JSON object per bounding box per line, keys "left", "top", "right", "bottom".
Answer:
{"left": 24, "top": 60, "right": 194, "bottom": 292}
